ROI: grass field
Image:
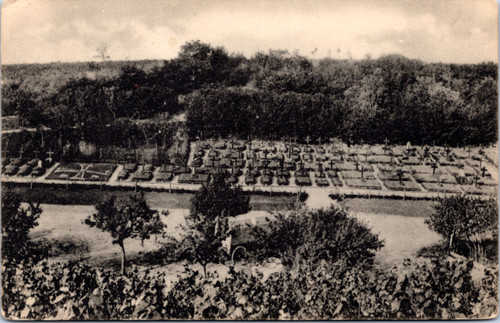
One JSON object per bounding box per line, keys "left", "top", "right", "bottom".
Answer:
{"left": 342, "top": 198, "right": 436, "bottom": 218}
{"left": 7, "top": 186, "right": 298, "bottom": 211}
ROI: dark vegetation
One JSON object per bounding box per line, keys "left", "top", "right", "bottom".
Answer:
{"left": 2, "top": 41, "right": 497, "bottom": 165}
{"left": 425, "top": 196, "right": 498, "bottom": 263}
{"left": 2, "top": 182, "right": 306, "bottom": 210}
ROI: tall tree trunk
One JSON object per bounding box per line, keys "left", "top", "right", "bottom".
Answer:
{"left": 119, "top": 241, "right": 127, "bottom": 275}
{"left": 449, "top": 232, "right": 454, "bottom": 253}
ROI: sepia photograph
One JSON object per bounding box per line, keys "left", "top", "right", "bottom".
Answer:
{"left": 1, "top": 0, "right": 498, "bottom": 320}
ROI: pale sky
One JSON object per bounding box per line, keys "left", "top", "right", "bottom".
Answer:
{"left": 1, "top": 0, "right": 498, "bottom": 64}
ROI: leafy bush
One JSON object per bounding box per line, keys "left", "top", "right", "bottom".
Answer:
{"left": 426, "top": 196, "right": 498, "bottom": 262}
{"left": 1, "top": 189, "right": 42, "bottom": 265}
{"left": 245, "top": 205, "right": 383, "bottom": 268}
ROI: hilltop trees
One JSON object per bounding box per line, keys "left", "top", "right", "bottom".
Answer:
{"left": 84, "top": 193, "right": 165, "bottom": 274}
{"left": 2, "top": 42, "right": 497, "bottom": 147}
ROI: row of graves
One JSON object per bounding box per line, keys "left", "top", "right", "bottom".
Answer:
{"left": 1, "top": 148, "right": 56, "bottom": 178}
{"left": 189, "top": 138, "right": 354, "bottom": 187}
{"left": 115, "top": 162, "right": 211, "bottom": 185}
{"left": 186, "top": 138, "right": 497, "bottom": 194}
{"left": 363, "top": 143, "right": 497, "bottom": 195}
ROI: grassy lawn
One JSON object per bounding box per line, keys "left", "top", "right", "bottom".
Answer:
{"left": 6, "top": 185, "right": 296, "bottom": 211}
{"left": 342, "top": 198, "right": 436, "bottom": 218}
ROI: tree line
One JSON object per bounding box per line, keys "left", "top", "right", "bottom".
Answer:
{"left": 2, "top": 41, "right": 497, "bottom": 148}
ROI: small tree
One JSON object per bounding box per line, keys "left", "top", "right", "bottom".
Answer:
{"left": 184, "top": 172, "right": 250, "bottom": 276}
{"left": 1, "top": 190, "right": 42, "bottom": 265}
{"left": 190, "top": 172, "right": 250, "bottom": 222}
{"left": 84, "top": 193, "right": 165, "bottom": 274}
{"left": 426, "top": 196, "right": 498, "bottom": 258}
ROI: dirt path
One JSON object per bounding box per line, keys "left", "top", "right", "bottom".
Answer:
{"left": 32, "top": 202, "right": 441, "bottom": 269}
{"left": 352, "top": 212, "right": 441, "bottom": 267}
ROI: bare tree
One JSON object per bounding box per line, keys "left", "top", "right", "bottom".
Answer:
{"left": 94, "top": 42, "right": 110, "bottom": 61}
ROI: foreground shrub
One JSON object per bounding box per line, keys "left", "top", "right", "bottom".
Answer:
{"left": 244, "top": 205, "right": 384, "bottom": 267}
{"left": 2, "top": 258, "right": 497, "bottom": 320}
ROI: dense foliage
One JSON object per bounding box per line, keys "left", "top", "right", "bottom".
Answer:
{"left": 1, "top": 190, "right": 42, "bottom": 265}
{"left": 426, "top": 196, "right": 498, "bottom": 262}
{"left": 2, "top": 259, "right": 497, "bottom": 320}
{"left": 245, "top": 206, "right": 383, "bottom": 267}
{"left": 2, "top": 42, "right": 497, "bottom": 149}
{"left": 181, "top": 173, "right": 251, "bottom": 275}
{"left": 190, "top": 173, "right": 251, "bottom": 220}
{"left": 84, "top": 193, "right": 165, "bottom": 274}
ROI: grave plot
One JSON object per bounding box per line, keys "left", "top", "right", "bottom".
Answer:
{"left": 435, "top": 155, "right": 461, "bottom": 166}
{"left": 329, "top": 177, "right": 343, "bottom": 187}
{"left": 409, "top": 165, "right": 436, "bottom": 174}
{"left": 340, "top": 170, "right": 376, "bottom": 180}
{"left": 46, "top": 163, "right": 116, "bottom": 181}
{"left": 421, "top": 182, "right": 462, "bottom": 193}
{"left": 461, "top": 185, "right": 497, "bottom": 196}
{"left": 130, "top": 170, "right": 153, "bottom": 182}
{"left": 383, "top": 180, "right": 421, "bottom": 192}
{"left": 377, "top": 171, "right": 411, "bottom": 181}
{"left": 366, "top": 155, "right": 393, "bottom": 164}
{"left": 344, "top": 178, "right": 381, "bottom": 190}
{"left": 295, "top": 175, "right": 312, "bottom": 186}
{"left": 277, "top": 176, "right": 289, "bottom": 186}
{"left": 156, "top": 172, "right": 173, "bottom": 182}
{"left": 478, "top": 176, "right": 497, "bottom": 186}
{"left": 178, "top": 173, "right": 211, "bottom": 184}
{"left": 412, "top": 172, "right": 457, "bottom": 184}
{"left": 446, "top": 165, "right": 477, "bottom": 177}
{"left": 315, "top": 177, "right": 329, "bottom": 186}
{"left": 400, "top": 156, "right": 421, "bottom": 165}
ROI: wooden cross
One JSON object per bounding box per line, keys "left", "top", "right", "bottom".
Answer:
{"left": 329, "top": 159, "right": 335, "bottom": 170}
{"left": 263, "top": 149, "right": 269, "bottom": 161}
{"left": 481, "top": 166, "right": 487, "bottom": 177}
{"left": 473, "top": 174, "right": 480, "bottom": 186}
{"left": 384, "top": 138, "right": 389, "bottom": 147}
{"left": 317, "top": 162, "right": 323, "bottom": 175}
{"left": 431, "top": 162, "right": 438, "bottom": 175}
{"left": 318, "top": 137, "right": 322, "bottom": 146}
{"left": 305, "top": 136, "right": 311, "bottom": 146}
{"left": 424, "top": 146, "right": 430, "bottom": 158}
{"left": 47, "top": 149, "right": 55, "bottom": 160}
{"left": 360, "top": 165, "right": 365, "bottom": 179}
{"left": 19, "top": 145, "right": 25, "bottom": 159}
{"left": 445, "top": 146, "right": 451, "bottom": 156}
{"left": 355, "top": 159, "right": 359, "bottom": 171}
{"left": 478, "top": 156, "right": 482, "bottom": 168}
{"left": 33, "top": 149, "right": 40, "bottom": 160}
{"left": 396, "top": 168, "right": 404, "bottom": 183}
